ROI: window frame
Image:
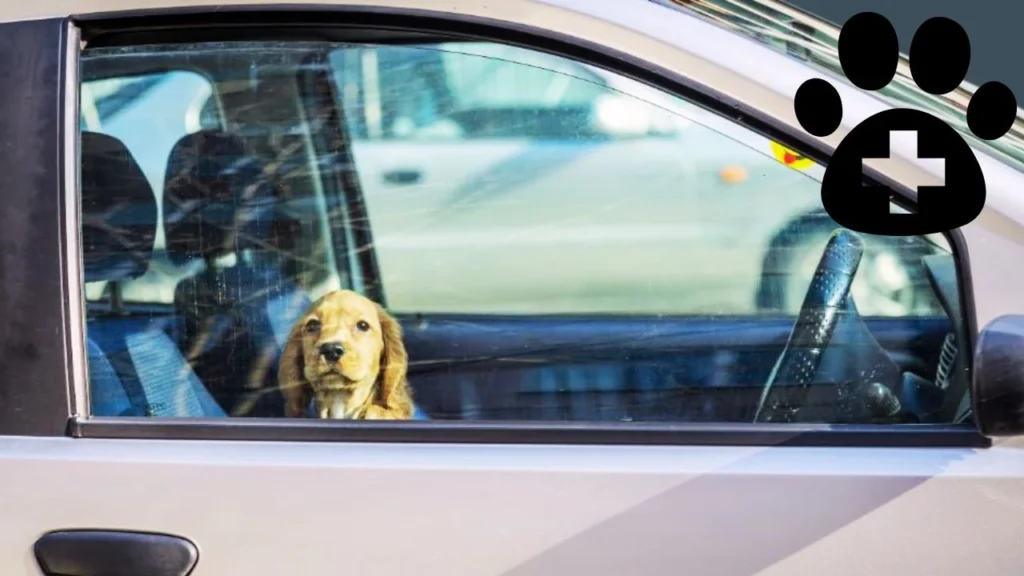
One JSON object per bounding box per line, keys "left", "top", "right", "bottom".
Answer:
{"left": 63, "top": 7, "right": 986, "bottom": 449}
{"left": 0, "top": 16, "right": 76, "bottom": 438}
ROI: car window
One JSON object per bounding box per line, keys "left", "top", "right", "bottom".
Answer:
{"left": 78, "top": 38, "right": 969, "bottom": 428}
{"left": 332, "top": 42, "right": 948, "bottom": 318}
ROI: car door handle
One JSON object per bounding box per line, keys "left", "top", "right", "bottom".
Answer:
{"left": 34, "top": 529, "right": 199, "bottom": 576}
{"left": 382, "top": 168, "right": 423, "bottom": 185}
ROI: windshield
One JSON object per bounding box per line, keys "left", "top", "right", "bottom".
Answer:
{"left": 655, "top": 0, "right": 1024, "bottom": 169}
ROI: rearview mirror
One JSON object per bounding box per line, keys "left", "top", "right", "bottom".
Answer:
{"left": 973, "top": 314, "right": 1024, "bottom": 435}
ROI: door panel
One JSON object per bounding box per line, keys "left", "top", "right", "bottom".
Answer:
{"left": 4, "top": 437, "right": 1024, "bottom": 575}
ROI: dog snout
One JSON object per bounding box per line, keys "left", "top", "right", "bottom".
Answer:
{"left": 318, "top": 342, "right": 345, "bottom": 363}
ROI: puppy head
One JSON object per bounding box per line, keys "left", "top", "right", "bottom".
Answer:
{"left": 279, "top": 289, "right": 410, "bottom": 416}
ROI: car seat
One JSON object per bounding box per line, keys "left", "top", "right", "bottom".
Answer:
{"left": 162, "top": 129, "right": 312, "bottom": 417}
{"left": 81, "top": 131, "right": 226, "bottom": 418}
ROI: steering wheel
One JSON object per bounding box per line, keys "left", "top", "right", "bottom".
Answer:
{"left": 753, "top": 229, "right": 865, "bottom": 423}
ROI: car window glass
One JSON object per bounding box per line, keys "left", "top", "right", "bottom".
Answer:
{"left": 332, "top": 43, "right": 948, "bottom": 318}
{"left": 439, "top": 42, "right": 608, "bottom": 109}
{"left": 78, "top": 38, "right": 969, "bottom": 428}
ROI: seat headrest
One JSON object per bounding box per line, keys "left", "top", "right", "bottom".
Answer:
{"left": 80, "top": 131, "right": 158, "bottom": 283}
{"left": 162, "top": 130, "right": 278, "bottom": 267}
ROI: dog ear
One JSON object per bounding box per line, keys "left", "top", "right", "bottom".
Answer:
{"left": 278, "top": 319, "right": 311, "bottom": 418}
{"left": 375, "top": 303, "right": 414, "bottom": 418}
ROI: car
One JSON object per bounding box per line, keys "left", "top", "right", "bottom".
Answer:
{"left": 4, "top": 0, "right": 1024, "bottom": 574}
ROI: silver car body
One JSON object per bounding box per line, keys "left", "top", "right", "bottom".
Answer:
{"left": 3, "top": 0, "right": 1024, "bottom": 575}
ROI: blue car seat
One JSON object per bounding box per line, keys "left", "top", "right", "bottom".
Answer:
{"left": 82, "top": 131, "right": 226, "bottom": 418}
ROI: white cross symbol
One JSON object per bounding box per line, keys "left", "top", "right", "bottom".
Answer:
{"left": 867, "top": 130, "right": 945, "bottom": 213}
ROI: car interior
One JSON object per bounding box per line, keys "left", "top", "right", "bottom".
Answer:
{"left": 78, "top": 30, "right": 974, "bottom": 426}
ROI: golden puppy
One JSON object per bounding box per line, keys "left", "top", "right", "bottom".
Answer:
{"left": 278, "top": 290, "right": 414, "bottom": 420}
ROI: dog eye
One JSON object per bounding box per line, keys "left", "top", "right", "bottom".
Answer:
{"left": 356, "top": 320, "right": 370, "bottom": 332}
{"left": 304, "top": 319, "right": 321, "bottom": 334}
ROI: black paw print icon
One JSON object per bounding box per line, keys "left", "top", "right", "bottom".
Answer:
{"left": 795, "top": 12, "right": 1018, "bottom": 236}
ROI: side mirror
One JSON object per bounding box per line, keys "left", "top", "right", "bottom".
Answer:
{"left": 973, "top": 314, "right": 1024, "bottom": 435}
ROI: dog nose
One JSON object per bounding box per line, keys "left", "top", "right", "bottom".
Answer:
{"left": 319, "top": 342, "right": 345, "bottom": 363}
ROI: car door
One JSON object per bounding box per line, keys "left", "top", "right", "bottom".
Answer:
{"left": 4, "top": 2, "right": 1024, "bottom": 576}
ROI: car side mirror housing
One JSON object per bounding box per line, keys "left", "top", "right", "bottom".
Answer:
{"left": 973, "top": 314, "right": 1024, "bottom": 436}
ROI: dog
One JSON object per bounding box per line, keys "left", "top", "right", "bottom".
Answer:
{"left": 278, "top": 289, "right": 414, "bottom": 420}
